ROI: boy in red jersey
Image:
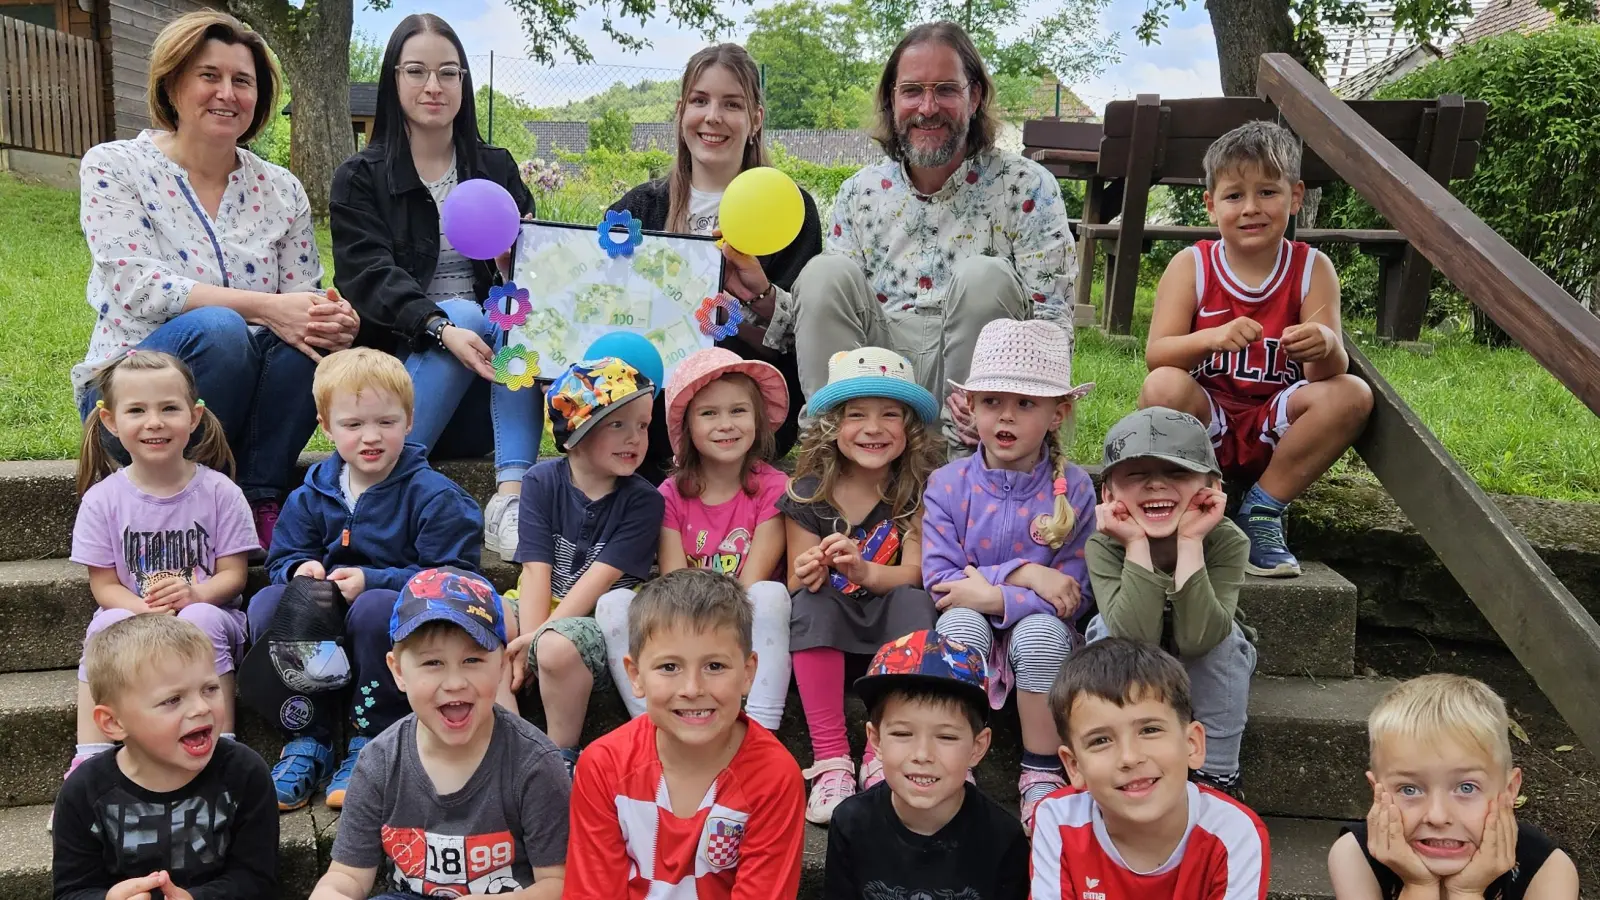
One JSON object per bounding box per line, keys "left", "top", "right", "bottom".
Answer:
{"left": 564, "top": 568, "right": 806, "bottom": 900}
{"left": 1142, "top": 120, "right": 1373, "bottom": 578}
{"left": 1032, "top": 637, "right": 1269, "bottom": 900}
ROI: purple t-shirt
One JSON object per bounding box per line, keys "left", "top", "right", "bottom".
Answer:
{"left": 660, "top": 462, "right": 788, "bottom": 579}
{"left": 70, "top": 465, "right": 259, "bottom": 603}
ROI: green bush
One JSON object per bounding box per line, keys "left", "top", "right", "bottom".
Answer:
{"left": 767, "top": 143, "right": 860, "bottom": 205}
{"left": 1321, "top": 25, "right": 1600, "bottom": 333}
{"left": 589, "top": 107, "right": 633, "bottom": 154}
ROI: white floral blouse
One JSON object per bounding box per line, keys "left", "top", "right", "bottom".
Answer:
{"left": 811, "top": 147, "right": 1077, "bottom": 326}
{"left": 74, "top": 130, "right": 324, "bottom": 398}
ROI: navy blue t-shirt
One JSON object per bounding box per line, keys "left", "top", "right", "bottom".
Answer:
{"left": 514, "top": 458, "right": 663, "bottom": 597}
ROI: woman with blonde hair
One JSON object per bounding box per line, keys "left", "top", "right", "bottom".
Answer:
{"left": 610, "top": 43, "right": 822, "bottom": 483}
{"left": 75, "top": 10, "right": 359, "bottom": 549}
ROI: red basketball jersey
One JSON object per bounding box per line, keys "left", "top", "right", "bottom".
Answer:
{"left": 1188, "top": 238, "right": 1317, "bottom": 401}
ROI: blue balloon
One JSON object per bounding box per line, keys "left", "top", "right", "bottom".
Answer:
{"left": 585, "top": 331, "right": 664, "bottom": 392}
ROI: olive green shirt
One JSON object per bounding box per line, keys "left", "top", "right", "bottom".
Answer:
{"left": 1085, "top": 519, "right": 1250, "bottom": 658}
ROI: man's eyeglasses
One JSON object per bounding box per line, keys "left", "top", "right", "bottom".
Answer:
{"left": 895, "top": 81, "right": 969, "bottom": 106}
{"left": 398, "top": 63, "right": 464, "bottom": 87}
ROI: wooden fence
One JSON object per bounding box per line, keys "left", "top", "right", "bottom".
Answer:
{"left": 0, "top": 15, "right": 103, "bottom": 158}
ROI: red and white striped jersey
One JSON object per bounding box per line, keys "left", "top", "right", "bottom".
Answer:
{"left": 1188, "top": 238, "right": 1318, "bottom": 401}
{"left": 563, "top": 713, "right": 806, "bottom": 900}
{"left": 1030, "top": 782, "right": 1271, "bottom": 900}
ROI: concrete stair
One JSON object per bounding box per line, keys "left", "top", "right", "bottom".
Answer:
{"left": 0, "top": 458, "right": 1378, "bottom": 898}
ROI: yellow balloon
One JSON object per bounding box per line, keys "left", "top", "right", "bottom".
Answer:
{"left": 719, "top": 166, "right": 804, "bottom": 257}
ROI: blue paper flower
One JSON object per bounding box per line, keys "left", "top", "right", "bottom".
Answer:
{"left": 596, "top": 209, "right": 644, "bottom": 259}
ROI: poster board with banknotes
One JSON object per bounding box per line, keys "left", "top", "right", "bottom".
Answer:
{"left": 502, "top": 219, "right": 724, "bottom": 383}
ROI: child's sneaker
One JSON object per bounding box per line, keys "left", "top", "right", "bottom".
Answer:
{"left": 802, "top": 757, "right": 857, "bottom": 825}
{"left": 1235, "top": 502, "right": 1300, "bottom": 577}
{"left": 272, "top": 736, "right": 334, "bottom": 811}
{"left": 483, "top": 493, "right": 520, "bottom": 560}
{"left": 324, "top": 736, "right": 369, "bottom": 809}
{"left": 251, "top": 498, "right": 281, "bottom": 555}
{"left": 1019, "top": 769, "right": 1067, "bottom": 837}
{"left": 859, "top": 757, "right": 884, "bottom": 791}
{"left": 559, "top": 747, "right": 580, "bottom": 780}
{"left": 1192, "top": 768, "right": 1245, "bottom": 800}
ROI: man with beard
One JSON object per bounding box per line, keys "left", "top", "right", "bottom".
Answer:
{"left": 782, "top": 22, "right": 1076, "bottom": 455}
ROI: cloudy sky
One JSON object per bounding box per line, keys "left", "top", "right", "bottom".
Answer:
{"left": 352, "top": 0, "right": 1222, "bottom": 112}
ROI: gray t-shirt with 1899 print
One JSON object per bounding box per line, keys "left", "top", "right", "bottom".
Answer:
{"left": 331, "top": 705, "right": 570, "bottom": 895}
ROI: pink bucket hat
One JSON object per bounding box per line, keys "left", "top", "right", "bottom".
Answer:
{"left": 664, "top": 348, "right": 790, "bottom": 459}
{"left": 949, "top": 319, "right": 1094, "bottom": 399}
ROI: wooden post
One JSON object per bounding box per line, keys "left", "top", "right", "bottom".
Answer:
{"left": 1257, "top": 54, "right": 1600, "bottom": 415}
{"left": 1105, "top": 94, "right": 1162, "bottom": 335}
{"left": 1348, "top": 339, "right": 1600, "bottom": 757}
{"left": 1379, "top": 95, "right": 1465, "bottom": 341}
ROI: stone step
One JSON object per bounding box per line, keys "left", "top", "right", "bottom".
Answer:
{"left": 0, "top": 555, "right": 520, "bottom": 676}
{"left": 0, "top": 456, "right": 501, "bottom": 564}
{"left": 0, "top": 667, "right": 1393, "bottom": 822}
{"left": 0, "top": 551, "right": 1352, "bottom": 678}
{"left": 0, "top": 801, "right": 1339, "bottom": 899}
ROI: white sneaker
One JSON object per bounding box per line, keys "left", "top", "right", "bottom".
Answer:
{"left": 483, "top": 494, "right": 519, "bottom": 560}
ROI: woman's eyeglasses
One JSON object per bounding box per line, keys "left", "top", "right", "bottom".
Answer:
{"left": 895, "top": 81, "right": 969, "bottom": 106}
{"left": 397, "top": 63, "right": 464, "bottom": 87}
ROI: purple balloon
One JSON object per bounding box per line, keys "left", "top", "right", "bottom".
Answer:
{"left": 441, "top": 178, "right": 521, "bottom": 260}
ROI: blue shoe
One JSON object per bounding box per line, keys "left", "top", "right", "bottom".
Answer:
{"left": 559, "top": 747, "right": 580, "bottom": 781}
{"left": 325, "top": 736, "right": 369, "bottom": 810}
{"left": 272, "top": 737, "right": 334, "bottom": 811}
{"left": 1235, "top": 503, "right": 1301, "bottom": 577}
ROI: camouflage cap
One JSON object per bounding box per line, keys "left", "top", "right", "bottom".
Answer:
{"left": 1101, "top": 407, "right": 1221, "bottom": 478}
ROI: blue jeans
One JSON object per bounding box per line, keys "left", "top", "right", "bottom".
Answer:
{"left": 76, "top": 307, "right": 318, "bottom": 503}
{"left": 246, "top": 584, "right": 407, "bottom": 742}
{"left": 404, "top": 298, "right": 541, "bottom": 484}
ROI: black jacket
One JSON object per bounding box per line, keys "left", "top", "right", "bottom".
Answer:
{"left": 609, "top": 178, "right": 823, "bottom": 297}
{"left": 330, "top": 141, "right": 535, "bottom": 354}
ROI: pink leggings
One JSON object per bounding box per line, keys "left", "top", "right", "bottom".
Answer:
{"left": 792, "top": 647, "right": 875, "bottom": 764}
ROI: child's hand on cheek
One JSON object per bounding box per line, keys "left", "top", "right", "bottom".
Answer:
{"left": 328, "top": 567, "right": 366, "bottom": 601}
{"left": 1095, "top": 499, "right": 1146, "bottom": 547}
{"left": 1177, "top": 487, "right": 1227, "bottom": 541}
{"left": 1364, "top": 775, "right": 1437, "bottom": 888}
{"left": 1443, "top": 788, "right": 1517, "bottom": 898}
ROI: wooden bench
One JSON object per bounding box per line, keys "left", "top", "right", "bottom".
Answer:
{"left": 1048, "top": 94, "right": 1487, "bottom": 340}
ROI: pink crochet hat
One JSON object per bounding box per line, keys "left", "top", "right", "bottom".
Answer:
{"left": 949, "top": 318, "right": 1094, "bottom": 399}
{"left": 664, "top": 348, "right": 790, "bottom": 459}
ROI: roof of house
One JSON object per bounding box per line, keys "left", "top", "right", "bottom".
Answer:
{"left": 1454, "top": 0, "right": 1559, "bottom": 47}
{"left": 282, "top": 82, "right": 378, "bottom": 118}
{"left": 1334, "top": 43, "right": 1442, "bottom": 98}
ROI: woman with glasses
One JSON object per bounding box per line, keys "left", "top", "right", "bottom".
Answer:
{"left": 609, "top": 44, "right": 822, "bottom": 484}
{"left": 331, "top": 13, "right": 537, "bottom": 561}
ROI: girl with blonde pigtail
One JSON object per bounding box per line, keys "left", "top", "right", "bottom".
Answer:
{"left": 921, "top": 319, "right": 1097, "bottom": 834}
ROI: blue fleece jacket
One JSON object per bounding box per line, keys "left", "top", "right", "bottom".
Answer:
{"left": 265, "top": 443, "right": 482, "bottom": 591}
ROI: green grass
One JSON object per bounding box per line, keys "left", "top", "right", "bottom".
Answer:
{"left": 4, "top": 172, "right": 1598, "bottom": 501}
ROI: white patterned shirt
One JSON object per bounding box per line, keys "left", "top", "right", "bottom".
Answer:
{"left": 74, "top": 130, "right": 324, "bottom": 398}
{"left": 815, "top": 147, "right": 1076, "bottom": 326}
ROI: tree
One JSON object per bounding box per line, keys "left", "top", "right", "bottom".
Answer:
{"left": 863, "top": 0, "right": 1118, "bottom": 88}
{"left": 225, "top": 0, "right": 742, "bottom": 220}
{"left": 745, "top": 0, "right": 880, "bottom": 129}
{"left": 590, "top": 106, "right": 633, "bottom": 152}
{"left": 480, "top": 86, "right": 545, "bottom": 162}
{"left": 349, "top": 28, "right": 384, "bottom": 84}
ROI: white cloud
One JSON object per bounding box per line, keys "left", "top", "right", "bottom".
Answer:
{"left": 1074, "top": 21, "right": 1221, "bottom": 113}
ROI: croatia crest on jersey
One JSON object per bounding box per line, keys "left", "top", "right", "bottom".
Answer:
{"left": 701, "top": 815, "right": 746, "bottom": 871}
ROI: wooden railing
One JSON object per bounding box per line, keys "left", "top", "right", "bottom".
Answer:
{"left": 1256, "top": 53, "right": 1600, "bottom": 754}
{"left": 0, "top": 16, "right": 103, "bottom": 158}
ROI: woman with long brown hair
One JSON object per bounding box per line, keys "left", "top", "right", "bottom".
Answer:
{"left": 610, "top": 43, "right": 822, "bottom": 483}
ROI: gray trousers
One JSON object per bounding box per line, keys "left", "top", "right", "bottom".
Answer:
{"left": 791, "top": 255, "right": 1029, "bottom": 448}
{"left": 1085, "top": 615, "right": 1257, "bottom": 778}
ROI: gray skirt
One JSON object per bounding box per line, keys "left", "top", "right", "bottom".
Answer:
{"left": 790, "top": 583, "right": 938, "bottom": 655}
